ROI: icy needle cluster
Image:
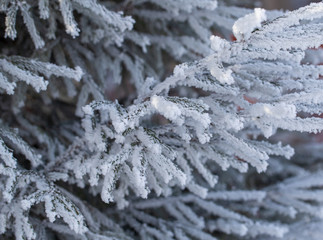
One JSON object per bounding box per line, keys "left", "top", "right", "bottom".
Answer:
{"left": 0, "top": 0, "right": 323, "bottom": 239}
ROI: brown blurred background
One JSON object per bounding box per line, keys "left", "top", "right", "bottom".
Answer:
{"left": 262, "top": 0, "right": 321, "bottom": 10}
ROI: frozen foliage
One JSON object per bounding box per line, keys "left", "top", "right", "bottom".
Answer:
{"left": 232, "top": 8, "right": 267, "bottom": 41}
{"left": 1, "top": 0, "right": 323, "bottom": 239}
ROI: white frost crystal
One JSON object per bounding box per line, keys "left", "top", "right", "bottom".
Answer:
{"left": 233, "top": 8, "right": 267, "bottom": 41}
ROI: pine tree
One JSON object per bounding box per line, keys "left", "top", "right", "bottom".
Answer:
{"left": 0, "top": 0, "right": 323, "bottom": 239}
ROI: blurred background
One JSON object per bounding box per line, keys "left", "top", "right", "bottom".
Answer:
{"left": 262, "top": 0, "right": 321, "bottom": 10}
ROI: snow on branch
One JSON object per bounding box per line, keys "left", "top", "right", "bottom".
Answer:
{"left": 0, "top": 0, "right": 134, "bottom": 47}
{"left": 0, "top": 166, "right": 88, "bottom": 239}
{"left": 1, "top": 1, "right": 323, "bottom": 240}
{"left": 0, "top": 56, "right": 83, "bottom": 94}
{"left": 55, "top": 2, "right": 323, "bottom": 206}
